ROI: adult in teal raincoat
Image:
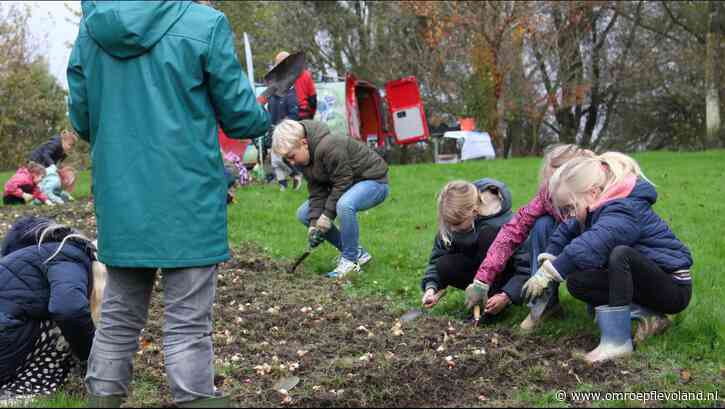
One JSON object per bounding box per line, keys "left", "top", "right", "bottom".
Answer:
{"left": 67, "top": 1, "right": 269, "bottom": 407}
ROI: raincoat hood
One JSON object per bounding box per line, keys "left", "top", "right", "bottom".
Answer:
{"left": 82, "top": 0, "right": 192, "bottom": 59}
{"left": 473, "top": 178, "right": 513, "bottom": 217}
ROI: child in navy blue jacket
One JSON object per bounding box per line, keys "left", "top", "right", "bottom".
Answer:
{"left": 0, "top": 217, "right": 107, "bottom": 398}
{"left": 421, "top": 179, "right": 531, "bottom": 319}
{"left": 522, "top": 152, "right": 692, "bottom": 363}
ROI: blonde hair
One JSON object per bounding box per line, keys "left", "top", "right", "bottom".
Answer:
{"left": 437, "top": 181, "right": 479, "bottom": 247}
{"left": 60, "top": 130, "right": 78, "bottom": 144}
{"left": 271, "top": 119, "right": 305, "bottom": 156}
{"left": 90, "top": 240, "right": 107, "bottom": 325}
{"left": 37, "top": 225, "right": 106, "bottom": 325}
{"left": 58, "top": 166, "right": 76, "bottom": 191}
{"left": 549, "top": 151, "right": 650, "bottom": 217}
{"left": 274, "top": 51, "right": 290, "bottom": 66}
{"left": 539, "top": 144, "right": 594, "bottom": 186}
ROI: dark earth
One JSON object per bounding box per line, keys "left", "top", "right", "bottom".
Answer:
{"left": 0, "top": 200, "right": 654, "bottom": 408}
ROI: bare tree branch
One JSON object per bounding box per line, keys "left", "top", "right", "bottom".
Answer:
{"left": 661, "top": 1, "right": 706, "bottom": 44}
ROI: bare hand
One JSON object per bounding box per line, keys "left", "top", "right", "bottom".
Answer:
{"left": 421, "top": 288, "right": 437, "bottom": 308}
{"left": 484, "top": 292, "right": 511, "bottom": 315}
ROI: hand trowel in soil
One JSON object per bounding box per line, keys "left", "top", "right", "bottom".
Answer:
{"left": 287, "top": 246, "right": 313, "bottom": 274}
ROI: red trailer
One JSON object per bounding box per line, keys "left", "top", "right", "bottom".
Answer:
{"left": 218, "top": 73, "right": 430, "bottom": 161}
{"left": 344, "top": 74, "right": 430, "bottom": 148}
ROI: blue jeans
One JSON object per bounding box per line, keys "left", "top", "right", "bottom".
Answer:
{"left": 297, "top": 180, "right": 389, "bottom": 261}
{"left": 85, "top": 265, "right": 217, "bottom": 404}
{"left": 529, "top": 215, "right": 559, "bottom": 307}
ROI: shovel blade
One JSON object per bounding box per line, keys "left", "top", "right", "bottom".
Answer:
{"left": 400, "top": 308, "right": 424, "bottom": 322}
{"left": 287, "top": 250, "right": 310, "bottom": 274}
{"left": 528, "top": 293, "right": 550, "bottom": 321}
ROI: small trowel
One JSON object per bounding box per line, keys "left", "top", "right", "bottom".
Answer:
{"left": 287, "top": 246, "right": 312, "bottom": 274}
{"left": 528, "top": 292, "right": 551, "bottom": 322}
{"left": 400, "top": 308, "right": 425, "bottom": 322}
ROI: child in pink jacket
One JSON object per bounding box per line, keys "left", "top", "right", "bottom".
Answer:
{"left": 3, "top": 162, "right": 50, "bottom": 206}
{"left": 466, "top": 145, "right": 593, "bottom": 332}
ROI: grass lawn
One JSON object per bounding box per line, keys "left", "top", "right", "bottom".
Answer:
{"left": 1, "top": 149, "right": 723, "bottom": 407}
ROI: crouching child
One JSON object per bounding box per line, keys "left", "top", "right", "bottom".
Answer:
{"left": 0, "top": 217, "right": 107, "bottom": 400}
{"left": 421, "top": 179, "right": 531, "bottom": 320}
{"left": 522, "top": 152, "right": 692, "bottom": 363}
{"left": 272, "top": 119, "right": 389, "bottom": 278}
{"left": 40, "top": 165, "right": 76, "bottom": 205}
{"left": 3, "top": 162, "right": 50, "bottom": 206}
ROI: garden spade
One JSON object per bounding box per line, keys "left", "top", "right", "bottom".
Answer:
{"left": 287, "top": 229, "right": 323, "bottom": 274}
{"left": 287, "top": 246, "right": 313, "bottom": 274}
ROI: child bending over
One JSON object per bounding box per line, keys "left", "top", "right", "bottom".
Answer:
{"left": 421, "top": 179, "right": 531, "bottom": 319}
{"left": 28, "top": 130, "right": 78, "bottom": 168}
{"left": 39, "top": 165, "right": 76, "bottom": 205}
{"left": 466, "top": 145, "right": 594, "bottom": 332}
{"left": 3, "top": 162, "right": 50, "bottom": 206}
{"left": 522, "top": 152, "right": 692, "bottom": 363}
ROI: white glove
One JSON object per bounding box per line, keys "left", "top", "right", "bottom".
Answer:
{"left": 522, "top": 260, "right": 564, "bottom": 301}
{"left": 537, "top": 252, "right": 557, "bottom": 267}
{"left": 316, "top": 214, "right": 333, "bottom": 233}
{"left": 21, "top": 193, "right": 33, "bottom": 203}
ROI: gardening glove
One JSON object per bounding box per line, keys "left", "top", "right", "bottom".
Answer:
{"left": 21, "top": 193, "right": 33, "bottom": 203}
{"left": 537, "top": 252, "right": 557, "bottom": 267}
{"left": 307, "top": 226, "right": 324, "bottom": 248}
{"left": 522, "top": 260, "right": 564, "bottom": 302}
{"left": 464, "top": 279, "right": 490, "bottom": 311}
{"left": 316, "top": 214, "right": 332, "bottom": 233}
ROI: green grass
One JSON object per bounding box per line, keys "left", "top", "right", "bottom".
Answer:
{"left": 2, "top": 149, "right": 723, "bottom": 407}
{"left": 226, "top": 149, "right": 725, "bottom": 405}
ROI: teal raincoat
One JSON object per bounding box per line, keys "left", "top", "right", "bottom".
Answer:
{"left": 67, "top": 1, "right": 269, "bottom": 267}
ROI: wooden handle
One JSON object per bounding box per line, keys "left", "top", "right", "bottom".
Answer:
{"left": 473, "top": 305, "right": 481, "bottom": 321}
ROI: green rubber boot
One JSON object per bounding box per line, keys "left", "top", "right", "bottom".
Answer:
{"left": 177, "top": 395, "right": 232, "bottom": 408}
{"left": 87, "top": 394, "right": 124, "bottom": 408}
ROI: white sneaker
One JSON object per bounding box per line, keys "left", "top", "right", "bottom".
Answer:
{"left": 333, "top": 247, "right": 371, "bottom": 266}
{"left": 326, "top": 257, "right": 360, "bottom": 278}
{"left": 357, "top": 248, "right": 372, "bottom": 266}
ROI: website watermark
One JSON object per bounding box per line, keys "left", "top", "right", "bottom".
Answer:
{"left": 555, "top": 389, "right": 720, "bottom": 403}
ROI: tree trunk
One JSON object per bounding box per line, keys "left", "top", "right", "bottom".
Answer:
{"left": 705, "top": 1, "right": 722, "bottom": 148}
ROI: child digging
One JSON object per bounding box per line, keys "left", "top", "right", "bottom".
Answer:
{"left": 28, "top": 130, "right": 78, "bottom": 168}
{"left": 465, "top": 144, "right": 594, "bottom": 332}
{"left": 523, "top": 152, "right": 692, "bottom": 363}
{"left": 421, "top": 180, "right": 531, "bottom": 320}
{"left": 39, "top": 165, "right": 76, "bottom": 205}
{"left": 3, "top": 162, "right": 51, "bottom": 206}
{"left": 272, "top": 119, "right": 389, "bottom": 278}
